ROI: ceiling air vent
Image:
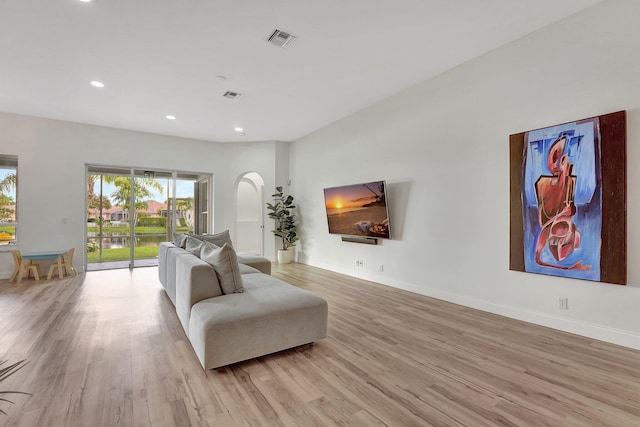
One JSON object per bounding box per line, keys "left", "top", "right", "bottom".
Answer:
{"left": 222, "top": 90, "right": 241, "bottom": 100}
{"left": 267, "top": 28, "right": 296, "bottom": 48}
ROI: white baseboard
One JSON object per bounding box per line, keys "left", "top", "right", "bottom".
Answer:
{"left": 302, "top": 259, "right": 640, "bottom": 350}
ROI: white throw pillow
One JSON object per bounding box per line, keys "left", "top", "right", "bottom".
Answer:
{"left": 173, "top": 233, "right": 188, "bottom": 248}
{"left": 185, "top": 236, "right": 204, "bottom": 256}
{"left": 199, "top": 241, "right": 244, "bottom": 294}
{"left": 193, "top": 230, "right": 233, "bottom": 248}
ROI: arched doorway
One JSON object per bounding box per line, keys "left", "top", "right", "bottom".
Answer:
{"left": 235, "top": 172, "right": 264, "bottom": 255}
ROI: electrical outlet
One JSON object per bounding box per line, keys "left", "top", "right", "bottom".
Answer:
{"left": 558, "top": 297, "right": 569, "bottom": 310}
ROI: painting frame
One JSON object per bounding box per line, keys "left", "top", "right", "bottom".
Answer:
{"left": 509, "top": 111, "right": 626, "bottom": 285}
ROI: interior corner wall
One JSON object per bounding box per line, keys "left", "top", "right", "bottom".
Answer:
{"left": 0, "top": 113, "right": 280, "bottom": 276}
{"left": 273, "top": 141, "right": 292, "bottom": 258}
{"left": 275, "top": 141, "right": 290, "bottom": 190}
{"left": 289, "top": 0, "right": 640, "bottom": 349}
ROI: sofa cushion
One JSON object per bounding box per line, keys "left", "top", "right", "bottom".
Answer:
{"left": 188, "top": 273, "right": 329, "bottom": 369}
{"left": 239, "top": 264, "right": 261, "bottom": 275}
{"left": 193, "top": 230, "right": 233, "bottom": 248}
{"left": 200, "top": 241, "right": 244, "bottom": 294}
{"left": 158, "top": 242, "right": 175, "bottom": 287}
{"left": 175, "top": 254, "right": 223, "bottom": 334}
{"left": 237, "top": 254, "right": 272, "bottom": 275}
{"left": 165, "top": 247, "right": 192, "bottom": 306}
{"left": 185, "top": 236, "right": 204, "bottom": 256}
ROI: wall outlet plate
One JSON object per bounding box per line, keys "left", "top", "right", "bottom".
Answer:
{"left": 558, "top": 298, "right": 569, "bottom": 310}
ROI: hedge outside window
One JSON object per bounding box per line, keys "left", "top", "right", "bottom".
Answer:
{"left": 0, "top": 155, "right": 17, "bottom": 246}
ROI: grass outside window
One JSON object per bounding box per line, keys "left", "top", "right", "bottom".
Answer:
{"left": 86, "top": 246, "right": 159, "bottom": 262}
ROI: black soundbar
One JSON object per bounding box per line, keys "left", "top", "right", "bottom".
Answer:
{"left": 341, "top": 236, "right": 378, "bottom": 245}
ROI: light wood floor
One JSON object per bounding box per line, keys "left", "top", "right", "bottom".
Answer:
{"left": 0, "top": 263, "right": 638, "bottom": 426}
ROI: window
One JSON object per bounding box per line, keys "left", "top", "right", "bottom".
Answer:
{"left": 0, "top": 155, "right": 17, "bottom": 246}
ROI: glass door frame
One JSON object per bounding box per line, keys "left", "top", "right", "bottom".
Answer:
{"left": 131, "top": 168, "right": 174, "bottom": 268}
{"left": 85, "top": 164, "right": 212, "bottom": 271}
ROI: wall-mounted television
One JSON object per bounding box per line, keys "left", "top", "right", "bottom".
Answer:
{"left": 323, "top": 180, "right": 391, "bottom": 239}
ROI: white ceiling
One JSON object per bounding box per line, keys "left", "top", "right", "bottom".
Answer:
{"left": 0, "top": 0, "right": 603, "bottom": 143}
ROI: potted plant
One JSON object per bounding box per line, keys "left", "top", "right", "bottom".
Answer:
{"left": 267, "top": 186, "right": 299, "bottom": 263}
{"left": 0, "top": 359, "right": 30, "bottom": 416}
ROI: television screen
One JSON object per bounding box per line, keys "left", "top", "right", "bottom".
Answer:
{"left": 323, "top": 180, "right": 391, "bottom": 239}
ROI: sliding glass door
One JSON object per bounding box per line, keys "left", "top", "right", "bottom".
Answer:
{"left": 131, "top": 169, "right": 172, "bottom": 268}
{"left": 86, "top": 167, "right": 133, "bottom": 270}
{"left": 86, "top": 166, "right": 210, "bottom": 271}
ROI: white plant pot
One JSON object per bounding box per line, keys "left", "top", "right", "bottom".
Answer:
{"left": 277, "top": 248, "right": 293, "bottom": 264}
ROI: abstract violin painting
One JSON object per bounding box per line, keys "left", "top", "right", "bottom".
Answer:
{"left": 510, "top": 111, "right": 626, "bottom": 285}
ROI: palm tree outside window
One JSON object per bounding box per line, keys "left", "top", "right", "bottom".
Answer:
{"left": 0, "top": 155, "right": 17, "bottom": 246}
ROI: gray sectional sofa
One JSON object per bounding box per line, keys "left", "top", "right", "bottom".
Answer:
{"left": 158, "top": 232, "right": 328, "bottom": 370}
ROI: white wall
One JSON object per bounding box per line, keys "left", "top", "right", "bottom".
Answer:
{"left": 289, "top": 0, "right": 640, "bottom": 349}
{"left": 0, "top": 113, "right": 282, "bottom": 274}
{"left": 221, "top": 141, "right": 289, "bottom": 261}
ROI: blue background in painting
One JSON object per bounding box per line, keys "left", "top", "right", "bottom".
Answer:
{"left": 522, "top": 121, "right": 601, "bottom": 281}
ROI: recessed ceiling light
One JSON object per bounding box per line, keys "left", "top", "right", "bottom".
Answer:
{"left": 234, "top": 127, "right": 244, "bottom": 132}
{"left": 90, "top": 81, "right": 104, "bottom": 88}
{"left": 79, "top": 0, "right": 92, "bottom": 2}
{"left": 166, "top": 115, "right": 176, "bottom": 120}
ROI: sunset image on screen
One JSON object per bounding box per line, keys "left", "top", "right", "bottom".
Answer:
{"left": 323, "top": 181, "right": 390, "bottom": 239}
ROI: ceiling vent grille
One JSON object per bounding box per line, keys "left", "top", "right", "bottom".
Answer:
{"left": 222, "top": 90, "right": 241, "bottom": 99}
{"left": 267, "top": 29, "right": 296, "bottom": 48}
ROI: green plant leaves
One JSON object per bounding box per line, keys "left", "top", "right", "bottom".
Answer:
{"left": 0, "top": 359, "right": 30, "bottom": 416}
{"left": 266, "top": 187, "right": 299, "bottom": 250}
